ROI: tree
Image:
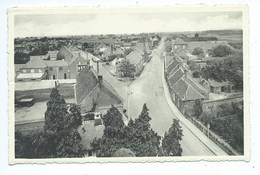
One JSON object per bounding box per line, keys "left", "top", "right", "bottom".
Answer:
{"left": 32, "top": 88, "right": 86, "bottom": 158}
{"left": 192, "top": 47, "right": 205, "bottom": 58}
{"left": 14, "top": 52, "right": 30, "bottom": 64}
{"left": 91, "top": 105, "right": 126, "bottom": 157}
{"left": 15, "top": 131, "right": 36, "bottom": 158}
{"left": 193, "top": 99, "right": 203, "bottom": 118}
{"left": 210, "top": 45, "right": 233, "bottom": 57}
{"left": 195, "top": 33, "right": 199, "bottom": 38}
{"left": 91, "top": 104, "right": 161, "bottom": 157}
{"left": 124, "top": 104, "right": 161, "bottom": 157}
{"left": 118, "top": 59, "right": 136, "bottom": 78}
{"left": 161, "top": 119, "right": 183, "bottom": 156}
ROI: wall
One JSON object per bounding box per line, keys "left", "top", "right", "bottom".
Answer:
{"left": 202, "top": 96, "right": 243, "bottom": 113}
{"left": 48, "top": 66, "right": 70, "bottom": 79}
{"left": 15, "top": 84, "right": 75, "bottom": 102}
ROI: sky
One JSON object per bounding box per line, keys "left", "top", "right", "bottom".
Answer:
{"left": 14, "top": 11, "right": 243, "bottom": 37}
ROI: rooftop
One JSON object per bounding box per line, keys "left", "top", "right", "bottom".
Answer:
{"left": 16, "top": 73, "right": 46, "bottom": 80}
{"left": 23, "top": 57, "right": 47, "bottom": 69}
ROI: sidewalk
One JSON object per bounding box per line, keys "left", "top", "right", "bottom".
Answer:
{"left": 161, "top": 58, "right": 228, "bottom": 156}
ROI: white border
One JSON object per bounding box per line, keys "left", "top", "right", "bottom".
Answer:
{"left": 8, "top": 5, "right": 249, "bottom": 164}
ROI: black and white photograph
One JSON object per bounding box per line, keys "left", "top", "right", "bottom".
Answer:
{"left": 8, "top": 6, "right": 249, "bottom": 163}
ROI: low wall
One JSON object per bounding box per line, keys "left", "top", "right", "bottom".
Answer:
{"left": 15, "top": 84, "right": 75, "bottom": 102}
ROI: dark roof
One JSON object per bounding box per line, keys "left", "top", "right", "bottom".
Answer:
{"left": 166, "top": 59, "right": 180, "bottom": 74}
{"left": 75, "top": 67, "right": 99, "bottom": 104}
{"left": 75, "top": 67, "right": 123, "bottom": 108}
{"left": 172, "top": 78, "right": 204, "bottom": 101}
{"left": 168, "top": 69, "right": 184, "bottom": 87}
{"left": 23, "top": 57, "right": 47, "bottom": 69}
{"left": 165, "top": 55, "right": 174, "bottom": 67}
{"left": 183, "top": 76, "right": 208, "bottom": 97}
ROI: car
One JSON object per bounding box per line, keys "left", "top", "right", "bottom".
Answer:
{"left": 16, "top": 97, "right": 35, "bottom": 107}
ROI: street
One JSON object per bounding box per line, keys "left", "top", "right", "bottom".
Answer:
{"left": 89, "top": 42, "right": 227, "bottom": 156}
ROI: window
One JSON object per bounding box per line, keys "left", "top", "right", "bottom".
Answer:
{"left": 59, "top": 67, "right": 63, "bottom": 71}
{"left": 78, "top": 61, "right": 82, "bottom": 65}
{"left": 31, "top": 79, "right": 36, "bottom": 81}
{"left": 49, "top": 67, "right": 53, "bottom": 71}
{"left": 22, "top": 69, "right": 26, "bottom": 73}
{"left": 31, "top": 69, "right": 35, "bottom": 73}
{"left": 39, "top": 69, "right": 42, "bottom": 73}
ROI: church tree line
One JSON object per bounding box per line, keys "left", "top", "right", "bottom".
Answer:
{"left": 15, "top": 88, "right": 183, "bottom": 158}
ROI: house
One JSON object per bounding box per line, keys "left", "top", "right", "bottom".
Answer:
{"left": 44, "top": 60, "right": 69, "bottom": 80}
{"left": 165, "top": 55, "right": 209, "bottom": 114}
{"left": 57, "top": 45, "right": 90, "bottom": 79}
{"left": 16, "top": 45, "right": 90, "bottom": 81}
{"left": 16, "top": 57, "right": 48, "bottom": 81}
{"left": 172, "top": 38, "right": 188, "bottom": 51}
{"left": 171, "top": 77, "right": 205, "bottom": 114}
{"left": 125, "top": 50, "right": 145, "bottom": 76}
{"left": 200, "top": 78, "right": 233, "bottom": 93}
{"left": 75, "top": 66, "right": 123, "bottom": 113}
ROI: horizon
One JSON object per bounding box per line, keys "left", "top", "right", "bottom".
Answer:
{"left": 14, "top": 11, "right": 243, "bottom": 38}
{"left": 14, "top": 29, "right": 243, "bottom": 39}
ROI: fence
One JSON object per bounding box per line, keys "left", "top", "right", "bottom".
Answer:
{"left": 185, "top": 112, "right": 239, "bottom": 155}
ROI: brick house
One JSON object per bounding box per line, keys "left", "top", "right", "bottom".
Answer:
{"left": 165, "top": 56, "right": 209, "bottom": 114}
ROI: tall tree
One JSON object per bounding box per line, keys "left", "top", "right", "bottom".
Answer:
{"left": 124, "top": 103, "right": 161, "bottom": 157}
{"left": 162, "top": 119, "right": 183, "bottom": 156}
{"left": 33, "top": 88, "right": 85, "bottom": 158}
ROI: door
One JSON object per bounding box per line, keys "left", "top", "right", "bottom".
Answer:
{"left": 64, "top": 73, "right": 67, "bottom": 79}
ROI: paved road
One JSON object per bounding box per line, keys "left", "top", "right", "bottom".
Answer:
{"left": 88, "top": 43, "right": 227, "bottom": 156}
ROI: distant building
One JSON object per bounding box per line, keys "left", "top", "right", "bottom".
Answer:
{"left": 172, "top": 38, "right": 188, "bottom": 51}
{"left": 16, "top": 45, "right": 90, "bottom": 81}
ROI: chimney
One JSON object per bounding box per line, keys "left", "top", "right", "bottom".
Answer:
{"left": 184, "top": 69, "right": 188, "bottom": 77}
{"left": 98, "top": 75, "right": 103, "bottom": 83}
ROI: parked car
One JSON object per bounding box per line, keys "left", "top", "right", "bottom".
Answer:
{"left": 15, "top": 97, "right": 35, "bottom": 107}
